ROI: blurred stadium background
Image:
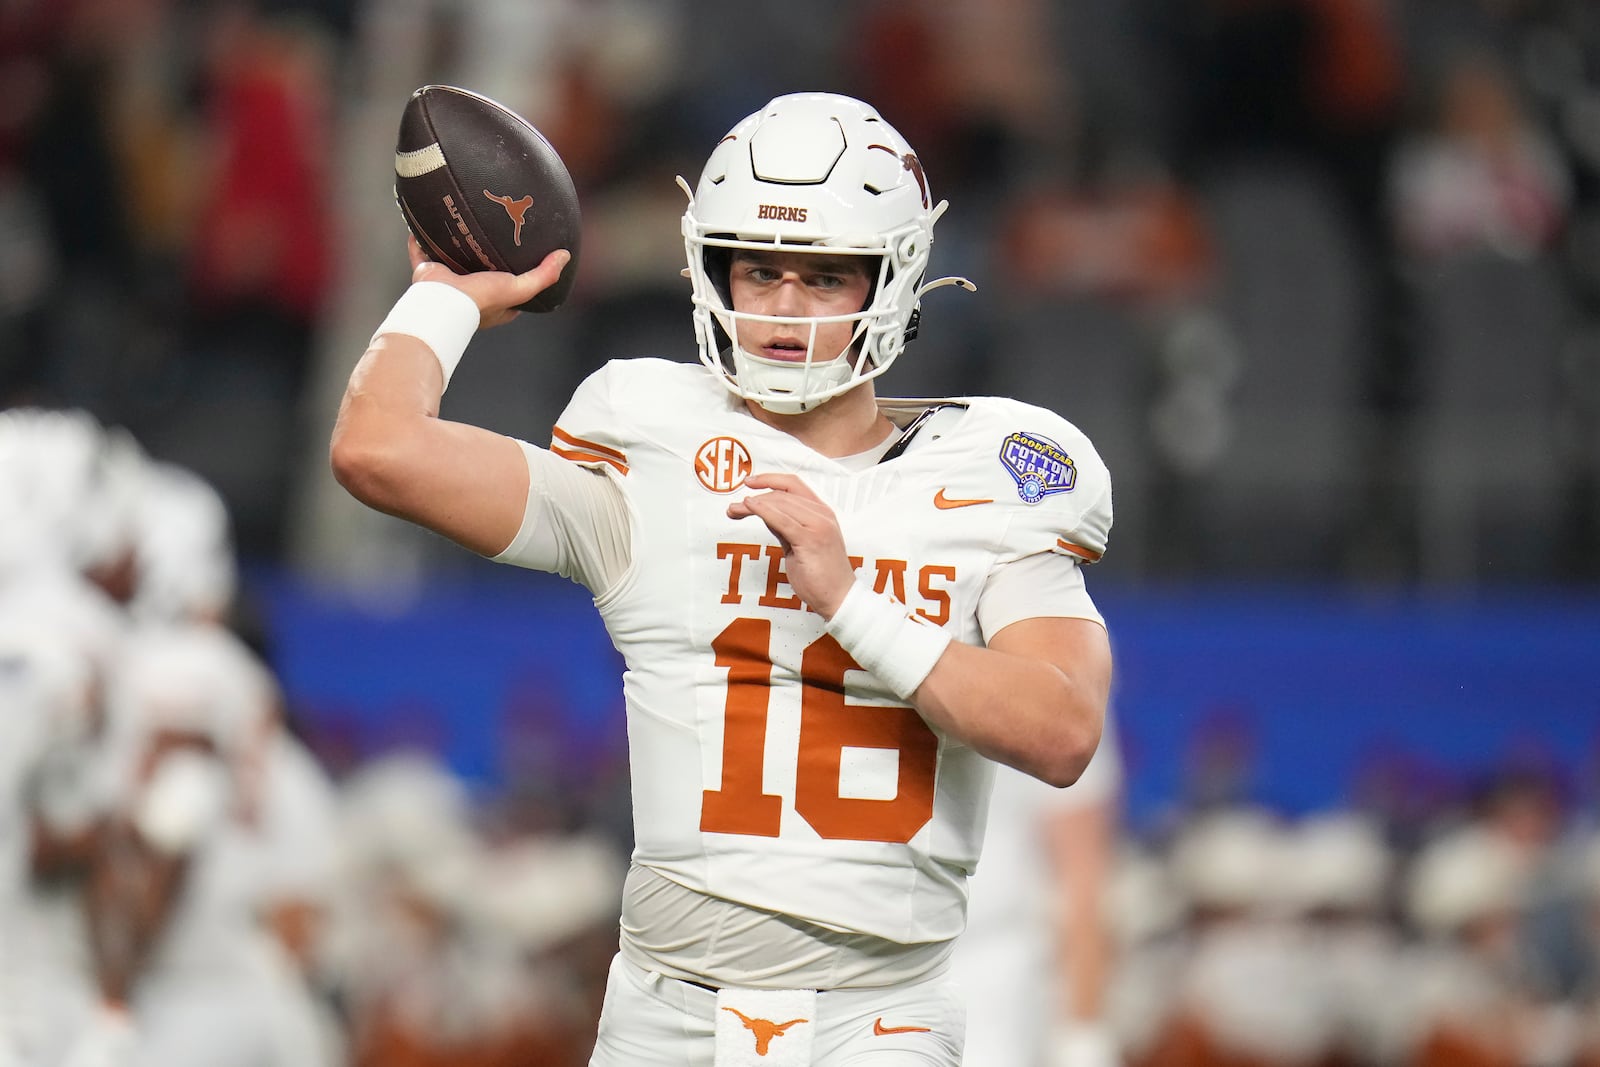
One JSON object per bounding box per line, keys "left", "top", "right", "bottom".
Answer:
{"left": 4, "top": 0, "right": 1600, "bottom": 1065}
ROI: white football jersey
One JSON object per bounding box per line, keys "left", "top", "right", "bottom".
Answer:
{"left": 527, "top": 358, "right": 1111, "bottom": 943}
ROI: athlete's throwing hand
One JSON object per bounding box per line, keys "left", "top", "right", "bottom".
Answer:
{"left": 728, "top": 473, "right": 856, "bottom": 618}
{"left": 406, "top": 234, "right": 569, "bottom": 329}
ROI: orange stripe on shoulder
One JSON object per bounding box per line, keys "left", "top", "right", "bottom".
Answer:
{"left": 552, "top": 444, "right": 628, "bottom": 475}
{"left": 1055, "top": 538, "right": 1103, "bottom": 563}
{"left": 551, "top": 426, "right": 626, "bottom": 462}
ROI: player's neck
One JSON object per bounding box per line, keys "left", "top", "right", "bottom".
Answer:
{"left": 744, "top": 384, "right": 894, "bottom": 458}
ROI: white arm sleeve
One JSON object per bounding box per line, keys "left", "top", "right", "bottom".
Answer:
{"left": 977, "top": 550, "right": 1104, "bottom": 644}
{"left": 491, "top": 439, "right": 633, "bottom": 594}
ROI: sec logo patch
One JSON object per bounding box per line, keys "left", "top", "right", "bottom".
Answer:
{"left": 695, "top": 436, "right": 751, "bottom": 493}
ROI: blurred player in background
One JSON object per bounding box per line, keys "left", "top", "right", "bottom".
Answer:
{"left": 953, "top": 713, "right": 1125, "bottom": 1067}
{"left": 0, "top": 406, "right": 342, "bottom": 1067}
{"left": 0, "top": 409, "right": 139, "bottom": 1067}
{"left": 331, "top": 91, "right": 1114, "bottom": 1065}
{"left": 0, "top": 612, "right": 105, "bottom": 1067}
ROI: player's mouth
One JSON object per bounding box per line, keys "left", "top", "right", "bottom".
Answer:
{"left": 757, "top": 337, "right": 811, "bottom": 363}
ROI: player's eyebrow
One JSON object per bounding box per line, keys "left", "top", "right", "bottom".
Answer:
{"left": 734, "top": 250, "right": 870, "bottom": 276}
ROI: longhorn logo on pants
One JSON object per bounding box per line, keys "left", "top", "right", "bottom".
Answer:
{"left": 721, "top": 1008, "right": 808, "bottom": 1056}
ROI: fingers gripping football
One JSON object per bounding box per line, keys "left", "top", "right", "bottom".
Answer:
{"left": 727, "top": 473, "right": 857, "bottom": 618}
{"left": 406, "top": 235, "right": 570, "bottom": 329}
{"left": 394, "top": 85, "right": 581, "bottom": 312}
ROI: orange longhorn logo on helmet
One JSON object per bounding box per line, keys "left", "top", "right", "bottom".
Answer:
{"left": 867, "top": 145, "right": 930, "bottom": 209}
{"left": 696, "top": 436, "right": 752, "bottom": 493}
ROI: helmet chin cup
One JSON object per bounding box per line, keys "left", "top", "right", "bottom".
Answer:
{"left": 729, "top": 347, "right": 857, "bottom": 415}
{"left": 680, "top": 93, "right": 972, "bottom": 413}
{"left": 718, "top": 312, "right": 864, "bottom": 414}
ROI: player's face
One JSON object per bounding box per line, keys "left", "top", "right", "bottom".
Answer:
{"left": 727, "top": 250, "right": 873, "bottom": 363}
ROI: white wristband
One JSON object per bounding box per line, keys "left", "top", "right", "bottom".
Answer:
{"left": 370, "top": 281, "right": 481, "bottom": 389}
{"left": 824, "top": 580, "right": 952, "bottom": 701}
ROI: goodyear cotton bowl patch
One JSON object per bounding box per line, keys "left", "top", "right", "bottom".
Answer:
{"left": 1000, "top": 431, "right": 1077, "bottom": 504}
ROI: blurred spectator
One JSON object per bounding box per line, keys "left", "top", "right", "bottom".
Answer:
{"left": 175, "top": 5, "right": 337, "bottom": 558}
{"left": 1397, "top": 824, "right": 1542, "bottom": 1067}
{"left": 847, "top": 0, "right": 1065, "bottom": 194}
{"left": 1389, "top": 49, "right": 1572, "bottom": 264}
{"left": 1281, "top": 812, "right": 1408, "bottom": 1067}
{"left": 187, "top": 6, "right": 333, "bottom": 341}
{"left": 1145, "top": 807, "right": 1336, "bottom": 1067}
{"left": 329, "top": 752, "right": 618, "bottom": 1067}
{"left": 996, "top": 146, "right": 1214, "bottom": 309}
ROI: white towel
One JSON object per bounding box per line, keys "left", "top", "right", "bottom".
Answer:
{"left": 714, "top": 987, "right": 817, "bottom": 1066}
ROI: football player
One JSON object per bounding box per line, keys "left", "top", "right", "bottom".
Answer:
{"left": 73, "top": 623, "right": 328, "bottom": 1067}
{"left": 331, "top": 92, "right": 1114, "bottom": 1066}
{"left": 953, "top": 714, "right": 1125, "bottom": 1067}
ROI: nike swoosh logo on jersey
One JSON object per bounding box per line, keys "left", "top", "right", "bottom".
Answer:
{"left": 873, "top": 1018, "right": 932, "bottom": 1036}
{"left": 933, "top": 489, "right": 992, "bottom": 509}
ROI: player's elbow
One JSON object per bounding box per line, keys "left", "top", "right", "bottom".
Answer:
{"left": 1038, "top": 737, "right": 1099, "bottom": 789}
{"left": 329, "top": 411, "right": 411, "bottom": 514}
{"left": 1035, "top": 690, "right": 1105, "bottom": 789}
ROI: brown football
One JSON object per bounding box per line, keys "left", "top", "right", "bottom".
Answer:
{"left": 394, "top": 84, "right": 580, "bottom": 312}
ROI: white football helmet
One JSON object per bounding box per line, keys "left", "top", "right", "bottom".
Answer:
{"left": 681, "top": 92, "right": 973, "bottom": 414}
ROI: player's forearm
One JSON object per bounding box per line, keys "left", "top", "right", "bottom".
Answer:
{"left": 913, "top": 640, "right": 1104, "bottom": 787}
{"left": 330, "top": 334, "right": 445, "bottom": 508}
{"left": 85, "top": 824, "right": 187, "bottom": 1004}
{"left": 331, "top": 335, "right": 532, "bottom": 555}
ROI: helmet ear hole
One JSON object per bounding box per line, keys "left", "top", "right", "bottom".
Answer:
{"left": 700, "top": 243, "right": 735, "bottom": 354}
{"left": 859, "top": 255, "right": 886, "bottom": 314}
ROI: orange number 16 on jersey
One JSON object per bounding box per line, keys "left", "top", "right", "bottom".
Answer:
{"left": 700, "top": 617, "right": 939, "bottom": 844}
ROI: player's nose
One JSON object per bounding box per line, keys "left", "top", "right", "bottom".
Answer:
{"left": 768, "top": 274, "right": 809, "bottom": 316}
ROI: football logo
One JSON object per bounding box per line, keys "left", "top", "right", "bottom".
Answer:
{"left": 483, "top": 189, "right": 534, "bottom": 246}
{"left": 695, "top": 436, "right": 751, "bottom": 493}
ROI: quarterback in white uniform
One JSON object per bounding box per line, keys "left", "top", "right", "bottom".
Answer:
{"left": 332, "top": 92, "right": 1114, "bottom": 1066}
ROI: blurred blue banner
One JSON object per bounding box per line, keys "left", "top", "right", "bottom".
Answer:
{"left": 258, "top": 570, "right": 1600, "bottom": 829}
